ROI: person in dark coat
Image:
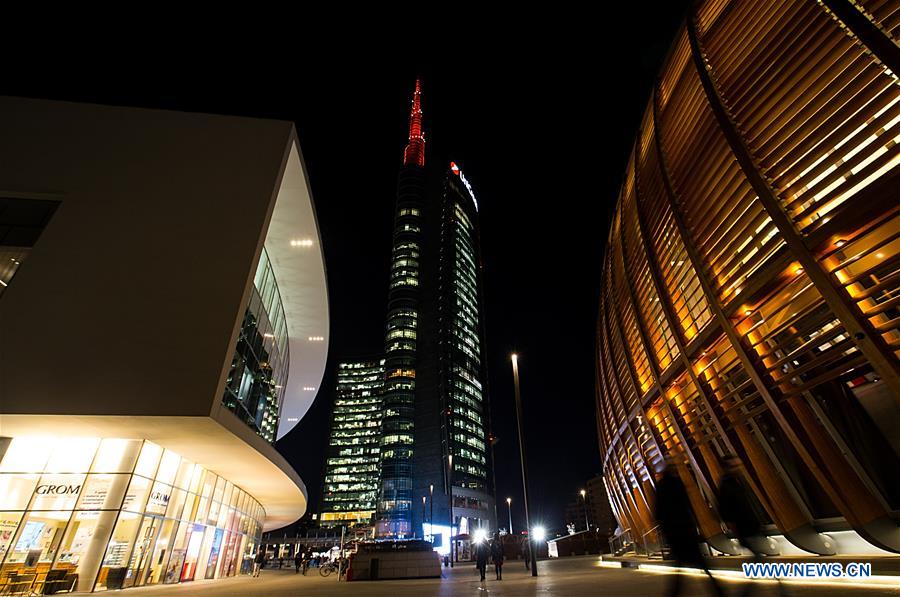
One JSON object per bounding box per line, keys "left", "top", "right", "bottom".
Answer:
{"left": 655, "top": 460, "right": 723, "bottom": 596}
{"left": 475, "top": 540, "right": 489, "bottom": 581}
{"left": 252, "top": 549, "right": 266, "bottom": 577}
{"left": 294, "top": 551, "right": 302, "bottom": 574}
{"left": 491, "top": 534, "right": 504, "bottom": 580}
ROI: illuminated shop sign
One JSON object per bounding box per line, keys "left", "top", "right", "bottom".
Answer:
{"left": 449, "top": 162, "right": 478, "bottom": 211}
{"left": 149, "top": 490, "right": 170, "bottom": 506}
{"left": 36, "top": 484, "right": 82, "bottom": 495}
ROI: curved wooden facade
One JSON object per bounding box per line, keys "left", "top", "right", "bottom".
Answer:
{"left": 597, "top": 0, "right": 900, "bottom": 555}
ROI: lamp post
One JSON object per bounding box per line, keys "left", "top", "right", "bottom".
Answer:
{"left": 448, "top": 454, "right": 454, "bottom": 568}
{"left": 429, "top": 484, "right": 434, "bottom": 543}
{"left": 506, "top": 497, "right": 513, "bottom": 534}
{"left": 511, "top": 353, "right": 538, "bottom": 577}
{"left": 422, "top": 495, "right": 427, "bottom": 539}
{"left": 580, "top": 489, "right": 589, "bottom": 532}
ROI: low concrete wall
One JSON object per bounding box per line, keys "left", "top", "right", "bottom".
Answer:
{"left": 348, "top": 550, "right": 441, "bottom": 581}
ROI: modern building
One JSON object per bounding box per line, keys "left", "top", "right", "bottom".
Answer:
{"left": 377, "top": 80, "right": 426, "bottom": 538}
{"left": 563, "top": 476, "right": 616, "bottom": 534}
{"left": 377, "top": 82, "right": 496, "bottom": 539}
{"left": 0, "top": 97, "right": 329, "bottom": 591}
{"left": 320, "top": 358, "right": 385, "bottom": 527}
{"left": 596, "top": 0, "right": 900, "bottom": 557}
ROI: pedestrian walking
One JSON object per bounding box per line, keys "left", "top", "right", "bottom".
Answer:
{"left": 252, "top": 549, "right": 266, "bottom": 577}
{"left": 655, "top": 460, "right": 724, "bottom": 596}
{"left": 294, "top": 552, "right": 302, "bottom": 574}
{"left": 717, "top": 456, "right": 787, "bottom": 596}
{"left": 475, "top": 540, "right": 489, "bottom": 581}
{"left": 522, "top": 539, "right": 530, "bottom": 569}
{"left": 491, "top": 534, "right": 504, "bottom": 580}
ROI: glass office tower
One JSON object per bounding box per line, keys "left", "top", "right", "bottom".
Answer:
{"left": 414, "top": 163, "right": 495, "bottom": 539}
{"left": 597, "top": 0, "right": 900, "bottom": 557}
{"left": 320, "top": 358, "right": 385, "bottom": 527}
{"left": 376, "top": 82, "right": 496, "bottom": 538}
{"left": 377, "top": 80, "right": 426, "bottom": 537}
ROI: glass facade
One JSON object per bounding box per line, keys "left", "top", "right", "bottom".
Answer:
{"left": 442, "top": 170, "right": 490, "bottom": 497}
{"left": 0, "top": 437, "right": 264, "bottom": 593}
{"left": 599, "top": 0, "right": 900, "bottom": 556}
{"left": 320, "top": 358, "right": 385, "bottom": 526}
{"left": 222, "top": 248, "right": 289, "bottom": 443}
{"left": 377, "top": 165, "right": 423, "bottom": 537}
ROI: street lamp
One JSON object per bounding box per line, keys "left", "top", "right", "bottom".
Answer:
{"left": 511, "top": 353, "right": 538, "bottom": 577}
{"left": 422, "top": 495, "right": 426, "bottom": 539}
{"left": 580, "top": 489, "right": 589, "bottom": 532}
{"left": 448, "top": 454, "right": 454, "bottom": 568}
{"left": 506, "top": 497, "right": 513, "bottom": 534}
{"left": 429, "top": 484, "right": 434, "bottom": 542}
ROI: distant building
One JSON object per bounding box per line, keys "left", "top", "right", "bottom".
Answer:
{"left": 320, "top": 358, "right": 385, "bottom": 527}
{"left": 563, "top": 476, "right": 616, "bottom": 533}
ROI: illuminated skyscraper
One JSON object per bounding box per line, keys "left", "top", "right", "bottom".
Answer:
{"left": 377, "top": 80, "right": 426, "bottom": 537}
{"left": 377, "top": 82, "right": 495, "bottom": 538}
{"left": 320, "top": 358, "right": 385, "bottom": 527}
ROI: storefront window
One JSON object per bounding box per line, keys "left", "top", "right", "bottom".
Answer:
{"left": 75, "top": 474, "right": 129, "bottom": 511}
{"left": 121, "top": 475, "right": 152, "bottom": 513}
{"left": 6, "top": 510, "right": 71, "bottom": 565}
{"left": 0, "top": 512, "right": 24, "bottom": 561}
{"left": 30, "top": 473, "right": 86, "bottom": 511}
{"left": 91, "top": 439, "right": 142, "bottom": 474}
{"left": 0, "top": 437, "right": 264, "bottom": 592}
{"left": 134, "top": 443, "right": 162, "bottom": 479}
{"left": 0, "top": 474, "right": 39, "bottom": 510}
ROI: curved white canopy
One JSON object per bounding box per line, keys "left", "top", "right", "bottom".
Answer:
{"left": 264, "top": 139, "right": 330, "bottom": 440}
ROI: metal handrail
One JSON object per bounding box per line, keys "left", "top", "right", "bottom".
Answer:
{"left": 641, "top": 524, "right": 665, "bottom": 558}
{"left": 608, "top": 527, "right": 634, "bottom": 555}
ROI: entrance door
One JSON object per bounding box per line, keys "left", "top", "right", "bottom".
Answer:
{"left": 124, "top": 516, "right": 159, "bottom": 588}
{"left": 141, "top": 518, "right": 177, "bottom": 586}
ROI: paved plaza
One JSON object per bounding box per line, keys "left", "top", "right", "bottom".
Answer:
{"left": 108, "top": 556, "right": 900, "bottom": 596}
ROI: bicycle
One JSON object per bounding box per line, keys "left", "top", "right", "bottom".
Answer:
{"left": 319, "top": 560, "right": 339, "bottom": 577}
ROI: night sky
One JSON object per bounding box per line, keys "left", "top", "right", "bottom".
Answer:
{"left": 4, "top": 7, "right": 689, "bottom": 531}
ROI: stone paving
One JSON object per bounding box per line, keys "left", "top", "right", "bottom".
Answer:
{"left": 100, "top": 555, "right": 900, "bottom": 596}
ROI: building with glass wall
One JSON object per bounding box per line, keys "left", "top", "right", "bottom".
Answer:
{"left": 376, "top": 81, "right": 496, "bottom": 539}
{"left": 411, "top": 163, "right": 495, "bottom": 540}
{"left": 320, "top": 358, "right": 385, "bottom": 527}
{"left": 0, "top": 97, "right": 329, "bottom": 591}
{"left": 596, "top": 0, "right": 900, "bottom": 557}
{"left": 377, "top": 80, "right": 426, "bottom": 537}
{"left": 222, "top": 250, "right": 290, "bottom": 443}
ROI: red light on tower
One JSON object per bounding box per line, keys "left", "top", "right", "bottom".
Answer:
{"left": 403, "top": 79, "right": 426, "bottom": 167}
{"left": 450, "top": 161, "right": 460, "bottom": 175}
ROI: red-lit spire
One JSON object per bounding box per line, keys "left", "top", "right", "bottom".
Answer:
{"left": 403, "top": 79, "right": 425, "bottom": 167}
